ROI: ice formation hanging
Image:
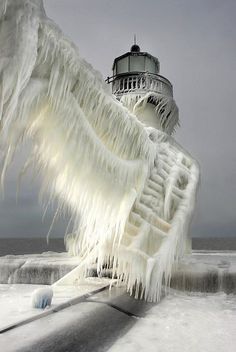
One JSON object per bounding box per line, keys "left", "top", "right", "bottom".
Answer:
{"left": 0, "top": 0, "right": 199, "bottom": 302}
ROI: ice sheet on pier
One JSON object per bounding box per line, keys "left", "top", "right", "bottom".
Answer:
{"left": 0, "top": 0, "right": 199, "bottom": 301}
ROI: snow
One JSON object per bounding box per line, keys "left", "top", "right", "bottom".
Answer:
{"left": 0, "top": 0, "right": 199, "bottom": 302}
{"left": 0, "top": 283, "right": 235, "bottom": 351}
{"left": 0, "top": 278, "right": 110, "bottom": 331}
{"left": 108, "top": 291, "right": 236, "bottom": 352}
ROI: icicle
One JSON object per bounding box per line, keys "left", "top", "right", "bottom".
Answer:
{"left": 120, "top": 92, "right": 179, "bottom": 135}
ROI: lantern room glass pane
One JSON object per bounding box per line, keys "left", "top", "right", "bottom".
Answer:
{"left": 145, "top": 58, "right": 157, "bottom": 74}
{"left": 130, "top": 56, "right": 145, "bottom": 72}
{"left": 116, "top": 57, "right": 129, "bottom": 74}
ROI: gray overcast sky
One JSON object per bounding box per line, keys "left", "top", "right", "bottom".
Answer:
{"left": 0, "top": 0, "right": 235, "bottom": 238}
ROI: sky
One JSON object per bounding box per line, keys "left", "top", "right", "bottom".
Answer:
{"left": 0, "top": 0, "right": 235, "bottom": 238}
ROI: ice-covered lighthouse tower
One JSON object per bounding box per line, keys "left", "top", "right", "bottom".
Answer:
{"left": 107, "top": 42, "right": 179, "bottom": 134}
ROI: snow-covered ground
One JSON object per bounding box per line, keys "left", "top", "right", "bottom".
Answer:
{"left": 0, "top": 278, "right": 110, "bottom": 331}
{"left": 0, "top": 283, "right": 236, "bottom": 352}
{"left": 108, "top": 290, "right": 236, "bottom": 352}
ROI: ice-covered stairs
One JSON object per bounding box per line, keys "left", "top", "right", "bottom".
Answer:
{"left": 119, "top": 141, "right": 187, "bottom": 268}
{"left": 109, "top": 132, "right": 199, "bottom": 301}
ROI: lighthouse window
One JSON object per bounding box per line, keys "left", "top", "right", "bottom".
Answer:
{"left": 130, "top": 56, "right": 145, "bottom": 72}
{"left": 145, "top": 58, "right": 157, "bottom": 74}
{"left": 116, "top": 57, "right": 129, "bottom": 74}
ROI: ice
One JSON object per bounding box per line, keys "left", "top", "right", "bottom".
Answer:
{"left": 0, "top": 284, "right": 56, "bottom": 330}
{"left": 121, "top": 92, "right": 179, "bottom": 134}
{"left": 0, "top": 278, "right": 110, "bottom": 331}
{"left": 108, "top": 291, "right": 236, "bottom": 352}
{"left": 171, "top": 252, "right": 236, "bottom": 293}
{"left": 0, "top": 0, "right": 199, "bottom": 301}
{"left": 31, "top": 287, "right": 53, "bottom": 308}
{"left": 0, "top": 252, "right": 79, "bottom": 284}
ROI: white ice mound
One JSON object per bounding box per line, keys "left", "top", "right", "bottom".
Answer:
{"left": 31, "top": 287, "right": 53, "bottom": 309}
{"left": 0, "top": 0, "right": 199, "bottom": 302}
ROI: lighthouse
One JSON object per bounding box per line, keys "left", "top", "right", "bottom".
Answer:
{"left": 107, "top": 42, "right": 179, "bottom": 134}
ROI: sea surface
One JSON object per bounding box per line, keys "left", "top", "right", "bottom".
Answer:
{"left": 0, "top": 237, "right": 236, "bottom": 256}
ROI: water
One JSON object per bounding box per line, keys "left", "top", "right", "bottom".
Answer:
{"left": 0, "top": 238, "right": 66, "bottom": 256}
{"left": 0, "top": 237, "right": 236, "bottom": 257}
{"left": 192, "top": 237, "right": 236, "bottom": 251}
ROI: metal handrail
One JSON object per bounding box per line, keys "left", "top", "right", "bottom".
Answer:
{"left": 106, "top": 71, "right": 172, "bottom": 87}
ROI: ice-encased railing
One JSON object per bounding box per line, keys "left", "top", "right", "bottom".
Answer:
{"left": 0, "top": 0, "right": 199, "bottom": 301}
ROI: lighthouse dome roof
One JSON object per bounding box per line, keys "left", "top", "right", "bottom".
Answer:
{"left": 130, "top": 44, "right": 140, "bottom": 52}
